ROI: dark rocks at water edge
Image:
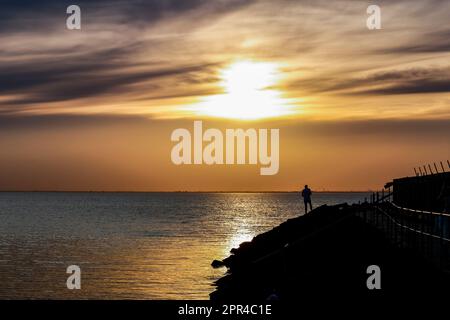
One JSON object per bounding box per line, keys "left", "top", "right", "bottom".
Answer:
{"left": 210, "top": 203, "right": 450, "bottom": 301}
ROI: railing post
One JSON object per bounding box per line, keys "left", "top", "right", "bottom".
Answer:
{"left": 392, "top": 207, "right": 396, "bottom": 244}
{"left": 445, "top": 215, "right": 449, "bottom": 269}
{"left": 374, "top": 197, "right": 377, "bottom": 226}
{"left": 420, "top": 210, "right": 424, "bottom": 255}
{"left": 401, "top": 206, "right": 404, "bottom": 248}
{"left": 429, "top": 209, "right": 432, "bottom": 260}
{"left": 440, "top": 211, "right": 444, "bottom": 269}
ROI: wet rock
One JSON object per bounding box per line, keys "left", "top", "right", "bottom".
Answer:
{"left": 211, "top": 260, "right": 225, "bottom": 268}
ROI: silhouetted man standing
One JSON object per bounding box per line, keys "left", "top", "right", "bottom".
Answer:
{"left": 301, "top": 185, "right": 313, "bottom": 214}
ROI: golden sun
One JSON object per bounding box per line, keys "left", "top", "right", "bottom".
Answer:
{"left": 192, "top": 60, "right": 293, "bottom": 120}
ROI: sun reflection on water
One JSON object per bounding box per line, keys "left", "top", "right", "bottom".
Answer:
{"left": 0, "top": 192, "right": 369, "bottom": 299}
{"left": 226, "top": 230, "right": 255, "bottom": 254}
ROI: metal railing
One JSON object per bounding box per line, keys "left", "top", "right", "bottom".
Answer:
{"left": 414, "top": 160, "right": 449, "bottom": 177}
{"left": 358, "top": 192, "right": 450, "bottom": 272}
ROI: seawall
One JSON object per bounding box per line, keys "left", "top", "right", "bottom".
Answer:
{"left": 210, "top": 203, "right": 450, "bottom": 301}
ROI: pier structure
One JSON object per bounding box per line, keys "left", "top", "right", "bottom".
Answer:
{"left": 359, "top": 170, "right": 450, "bottom": 272}
{"left": 210, "top": 162, "right": 450, "bottom": 300}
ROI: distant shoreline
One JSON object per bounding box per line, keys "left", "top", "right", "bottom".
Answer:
{"left": 0, "top": 190, "right": 373, "bottom": 194}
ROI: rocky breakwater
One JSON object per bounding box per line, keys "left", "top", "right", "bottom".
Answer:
{"left": 210, "top": 203, "right": 450, "bottom": 301}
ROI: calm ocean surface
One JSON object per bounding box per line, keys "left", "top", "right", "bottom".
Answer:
{"left": 0, "top": 192, "right": 369, "bottom": 299}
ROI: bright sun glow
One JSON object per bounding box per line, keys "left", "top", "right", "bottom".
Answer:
{"left": 190, "top": 60, "right": 294, "bottom": 120}
{"left": 223, "top": 61, "right": 278, "bottom": 94}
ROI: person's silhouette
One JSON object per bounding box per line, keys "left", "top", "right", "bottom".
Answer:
{"left": 301, "top": 185, "right": 313, "bottom": 214}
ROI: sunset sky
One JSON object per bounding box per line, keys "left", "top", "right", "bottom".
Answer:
{"left": 0, "top": 0, "right": 449, "bottom": 191}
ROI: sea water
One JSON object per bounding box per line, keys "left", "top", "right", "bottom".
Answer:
{"left": 0, "top": 192, "right": 369, "bottom": 299}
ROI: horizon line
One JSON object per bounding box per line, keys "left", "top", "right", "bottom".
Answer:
{"left": 0, "top": 190, "right": 375, "bottom": 193}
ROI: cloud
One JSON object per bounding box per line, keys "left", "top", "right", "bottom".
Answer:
{"left": 0, "top": 113, "right": 151, "bottom": 130}
{"left": 287, "top": 67, "right": 450, "bottom": 96}
{"left": 0, "top": 0, "right": 256, "bottom": 113}
{"left": 359, "top": 79, "right": 450, "bottom": 95}
{"left": 0, "top": 56, "right": 218, "bottom": 106}
{"left": 0, "top": 0, "right": 253, "bottom": 33}
{"left": 352, "top": 68, "right": 450, "bottom": 95}
{"left": 1, "top": 0, "right": 450, "bottom": 120}
{"left": 2, "top": 112, "right": 449, "bottom": 137}
{"left": 382, "top": 29, "right": 450, "bottom": 54}
{"left": 290, "top": 118, "right": 450, "bottom": 137}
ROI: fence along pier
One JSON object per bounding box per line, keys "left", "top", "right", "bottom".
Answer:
{"left": 359, "top": 162, "right": 450, "bottom": 272}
